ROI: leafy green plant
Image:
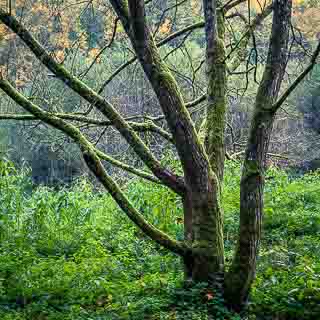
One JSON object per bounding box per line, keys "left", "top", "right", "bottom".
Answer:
{"left": 0, "top": 160, "right": 319, "bottom": 319}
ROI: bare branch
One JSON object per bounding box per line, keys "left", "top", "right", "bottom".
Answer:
{"left": 98, "top": 21, "right": 205, "bottom": 91}
{"left": 0, "top": 112, "right": 173, "bottom": 142}
{"left": 224, "top": 4, "right": 273, "bottom": 63}
{"left": 98, "top": 4, "right": 272, "bottom": 93}
{"left": 79, "top": 17, "right": 120, "bottom": 78}
{"left": 186, "top": 94, "right": 207, "bottom": 108}
{"left": 0, "top": 9, "right": 186, "bottom": 195}
{"left": 0, "top": 112, "right": 164, "bottom": 182}
{"left": 0, "top": 78, "right": 191, "bottom": 257}
{"left": 272, "top": 40, "right": 320, "bottom": 112}
{"left": 223, "top": 0, "right": 246, "bottom": 12}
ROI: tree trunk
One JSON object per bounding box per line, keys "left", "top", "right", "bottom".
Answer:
{"left": 225, "top": 0, "right": 292, "bottom": 311}
{"left": 183, "top": 174, "right": 224, "bottom": 290}
{"left": 183, "top": 0, "right": 227, "bottom": 292}
{"left": 115, "top": 0, "right": 226, "bottom": 287}
{"left": 225, "top": 111, "right": 275, "bottom": 310}
{"left": 204, "top": 9, "right": 227, "bottom": 183}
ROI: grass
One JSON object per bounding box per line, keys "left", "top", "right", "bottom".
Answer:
{"left": 0, "top": 159, "right": 319, "bottom": 319}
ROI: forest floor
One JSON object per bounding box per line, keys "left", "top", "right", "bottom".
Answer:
{"left": 0, "top": 160, "right": 319, "bottom": 319}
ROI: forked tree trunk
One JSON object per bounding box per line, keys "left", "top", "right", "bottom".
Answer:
{"left": 114, "top": 0, "right": 226, "bottom": 289}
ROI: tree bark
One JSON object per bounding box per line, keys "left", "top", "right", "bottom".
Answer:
{"left": 114, "top": 0, "right": 226, "bottom": 285}
{"left": 225, "top": 0, "right": 292, "bottom": 311}
{"left": 204, "top": 7, "right": 227, "bottom": 183}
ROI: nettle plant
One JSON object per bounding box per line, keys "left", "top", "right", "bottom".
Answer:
{"left": 0, "top": 0, "right": 319, "bottom": 313}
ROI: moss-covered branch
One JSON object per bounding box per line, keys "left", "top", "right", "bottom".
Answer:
{"left": 0, "top": 79, "right": 191, "bottom": 257}
{"left": 0, "top": 9, "right": 185, "bottom": 196}
{"left": 0, "top": 112, "right": 173, "bottom": 143}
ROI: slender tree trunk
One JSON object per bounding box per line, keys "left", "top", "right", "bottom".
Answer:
{"left": 204, "top": 9, "right": 227, "bottom": 183}
{"left": 225, "top": 0, "right": 292, "bottom": 311}
{"left": 225, "top": 110, "right": 275, "bottom": 310}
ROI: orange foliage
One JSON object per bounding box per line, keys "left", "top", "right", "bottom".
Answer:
{"left": 15, "top": 79, "right": 26, "bottom": 88}
{"left": 191, "top": 0, "right": 201, "bottom": 14}
{"left": 248, "top": 0, "right": 320, "bottom": 39}
{"left": 0, "top": 24, "right": 14, "bottom": 40}
{"left": 0, "top": 65, "right": 7, "bottom": 78}
{"left": 250, "top": 0, "right": 311, "bottom": 12}
{"left": 159, "top": 18, "right": 172, "bottom": 34}
{"left": 87, "top": 48, "right": 102, "bottom": 63}
{"left": 54, "top": 50, "right": 65, "bottom": 63}
{"left": 293, "top": 8, "right": 320, "bottom": 39}
{"left": 30, "top": 3, "right": 49, "bottom": 14}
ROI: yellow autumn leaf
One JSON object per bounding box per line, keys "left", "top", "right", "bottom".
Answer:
{"left": 0, "top": 65, "right": 7, "bottom": 78}
{"left": 159, "top": 18, "right": 171, "bottom": 34}
{"left": 191, "top": 0, "right": 201, "bottom": 14}
{"left": 86, "top": 48, "right": 102, "bottom": 63}
{"left": 78, "top": 35, "right": 88, "bottom": 50}
{"left": 56, "top": 36, "right": 71, "bottom": 49}
{"left": 250, "top": 0, "right": 303, "bottom": 13}
{"left": 249, "top": 0, "right": 271, "bottom": 13}
{"left": 88, "top": 48, "right": 100, "bottom": 59}
{"left": 0, "top": 24, "right": 10, "bottom": 39}
{"left": 4, "top": 32, "right": 16, "bottom": 41}
{"left": 30, "top": 3, "right": 49, "bottom": 13}
{"left": 54, "top": 50, "right": 65, "bottom": 63}
{"left": 15, "top": 79, "right": 26, "bottom": 88}
{"left": 294, "top": 8, "right": 320, "bottom": 40}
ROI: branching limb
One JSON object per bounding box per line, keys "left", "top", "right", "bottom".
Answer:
{"left": 93, "top": 148, "right": 161, "bottom": 183}
{"left": 0, "top": 112, "right": 164, "bottom": 182}
{"left": 0, "top": 112, "right": 174, "bottom": 142}
{"left": 272, "top": 40, "right": 320, "bottom": 112}
{"left": 0, "top": 79, "right": 191, "bottom": 257}
{"left": 0, "top": 9, "right": 186, "bottom": 195}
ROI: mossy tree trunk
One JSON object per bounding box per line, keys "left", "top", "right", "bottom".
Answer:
{"left": 224, "top": 0, "right": 292, "bottom": 310}
{"left": 192, "top": 0, "right": 227, "bottom": 291}
{"left": 110, "top": 0, "right": 226, "bottom": 287}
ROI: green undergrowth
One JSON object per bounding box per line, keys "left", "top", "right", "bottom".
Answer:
{"left": 0, "top": 159, "right": 319, "bottom": 319}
